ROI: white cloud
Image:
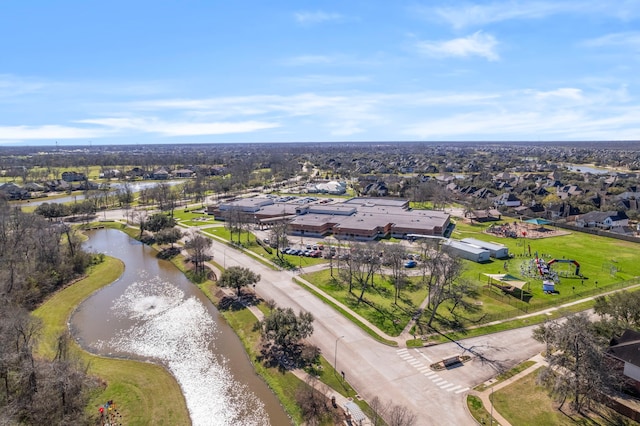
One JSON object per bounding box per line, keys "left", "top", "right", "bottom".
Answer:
{"left": 282, "top": 74, "right": 371, "bottom": 86}
{"left": 416, "top": 32, "right": 499, "bottom": 61}
{"left": 294, "top": 11, "right": 343, "bottom": 25}
{"left": 419, "top": 1, "right": 640, "bottom": 29}
{"left": 583, "top": 31, "right": 640, "bottom": 49}
{"left": 283, "top": 55, "right": 337, "bottom": 66}
{"left": 0, "top": 124, "right": 107, "bottom": 140}
{"left": 77, "top": 117, "right": 279, "bottom": 136}
{"left": 532, "top": 88, "right": 584, "bottom": 101}
{"left": 0, "top": 75, "right": 48, "bottom": 98}
{"left": 430, "top": 1, "right": 568, "bottom": 29}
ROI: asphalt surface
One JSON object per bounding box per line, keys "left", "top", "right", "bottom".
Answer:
{"left": 98, "top": 208, "right": 545, "bottom": 425}
{"left": 206, "top": 235, "right": 544, "bottom": 426}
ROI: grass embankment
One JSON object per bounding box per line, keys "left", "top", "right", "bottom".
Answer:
{"left": 467, "top": 395, "right": 501, "bottom": 426}
{"left": 492, "top": 370, "right": 637, "bottom": 426}
{"left": 32, "top": 257, "right": 190, "bottom": 426}
{"left": 218, "top": 296, "right": 372, "bottom": 422}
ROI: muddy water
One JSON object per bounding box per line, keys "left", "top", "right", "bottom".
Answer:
{"left": 70, "top": 229, "right": 291, "bottom": 426}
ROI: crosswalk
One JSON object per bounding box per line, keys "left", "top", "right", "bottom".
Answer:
{"left": 396, "top": 348, "right": 469, "bottom": 394}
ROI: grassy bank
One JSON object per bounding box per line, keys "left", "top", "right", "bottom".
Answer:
{"left": 32, "top": 257, "right": 190, "bottom": 425}
{"left": 492, "top": 370, "right": 636, "bottom": 426}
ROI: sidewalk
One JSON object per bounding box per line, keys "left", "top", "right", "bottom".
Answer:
{"left": 470, "top": 353, "right": 547, "bottom": 426}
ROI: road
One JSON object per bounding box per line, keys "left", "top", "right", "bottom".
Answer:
{"left": 206, "top": 235, "right": 543, "bottom": 425}
{"left": 98, "top": 209, "right": 544, "bottom": 425}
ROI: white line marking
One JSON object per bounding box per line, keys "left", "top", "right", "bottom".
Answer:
{"left": 432, "top": 378, "right": 446, "bottom": 384}
{"left": 440, "top": 383, "right": 457, "bottom": 390}
{"left": 415, "top": 350, "right": 433, "bottom": 363}
{"left": 399, "top": 354, "right": 413, "bottom": 360}
{"left": 455, "top": 387, "right": 470, "bottom": 394}
{"left": 447, "top": 385, "right": 462, "bottom": 393}
{"left": 424, "top": 371, "right": 437, "bottom": 378}
{"left": 418, "top": 366, "right": 430, "bottom": 372}
{"left": 397, "top": 349, "right": 409, "bottom": 354}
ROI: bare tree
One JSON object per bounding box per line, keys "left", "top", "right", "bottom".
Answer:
{"left": 269, "top": 219, "right": 290, "bottom": 259}
{"left": 387, "top": 402, "right": 418, "bottom": 426}
{"left": 349, "top": 242, "right": 382, "bottom": 304}
{"left": 185, "top": 232, "right": 212, "bottom": 275}
{"left": 382, "top": 244, "right": 408, "bottom": 304}
{"left": 533, "top": 314, "right": 613, "bottom": 413}
{"left": 425, "top": 251, "right": 464, "bottom": 328}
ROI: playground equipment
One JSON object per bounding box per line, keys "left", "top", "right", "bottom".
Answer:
{"left": 548, "top": 258, "right": 580, "bottom": 276}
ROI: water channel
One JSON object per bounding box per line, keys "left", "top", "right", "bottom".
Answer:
{"left": 70, "top": 229, "right": 291, "bottom": 426}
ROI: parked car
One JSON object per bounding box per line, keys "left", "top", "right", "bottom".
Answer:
{"left": 404, "top": 260, "right": 417, "bottom": 268}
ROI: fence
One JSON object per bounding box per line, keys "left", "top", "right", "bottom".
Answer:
{"left": 477, "top": 276, "right": 640, "bottom": 323}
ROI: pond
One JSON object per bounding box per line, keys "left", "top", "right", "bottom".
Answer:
{"left": 70, "top": 229, "right": 291, "bottom": 426}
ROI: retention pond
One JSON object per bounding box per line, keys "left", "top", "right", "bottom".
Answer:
{"left": 70, "top": 228, "right": 291, "bottom": 425}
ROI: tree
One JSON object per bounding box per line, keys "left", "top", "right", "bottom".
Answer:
{"left": 155, "top": 227, "right": 183, "bottom": 248}
{"left": 224, "top": 206, "right": 244, "bottom": 244}
{"left": 593, "top": 291, "right": 640, "bottom": 337}
{"left": 34, "top": 202, "right": 69, "bottom": 220}
{"left": 219, "top": 266, "right": 260, "bottom": 297}
{"left": 259, "top": 306, "right": 315, "bottom": 368}
{"left": 184, "top": 233, "right": 212, "bottom": 275}
{"left": 382, "top": 244, "right": 408, "bottom": 304}
{"left": 116, "top": 182, "right": 134, "bottom": 207}
{"left": 269, "top": 220, "right": 290, "bottom": 259}
{"left": 348, "top": 242, "right": 382, "bottom": 304}
{"left": 144, "top": 213, "right": 176, "bottom": 232}
{"left": 295, "top": 377, "right": 335, "bottom": 426}
{"left": 533, "top": 314, "right": 613, "bottom": 413}
{"left": 424, "top": 250, "right": 464, "bottom": 328}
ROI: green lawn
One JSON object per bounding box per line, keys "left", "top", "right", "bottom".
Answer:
{"left": 296, "top": 218, "right": 640, "bottom": 340}
{"left": 301, "top": 268, "right": 427, "bottom": 336}
{"left": 423, "top": 219, "right": 640, "bottom": 327}
{"left": 493, "top": 370, "right": 637, "bottom": 426}
{"left": 32, "top": 257, "right": 190, "bottom": 426}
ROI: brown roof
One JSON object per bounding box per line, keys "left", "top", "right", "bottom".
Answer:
{"left": 607, "top": 329, "right": 640, "bottom": 367}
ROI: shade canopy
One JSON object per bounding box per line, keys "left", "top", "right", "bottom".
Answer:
{"left": 484, "top": 273, "right": 528, "bottom": 289}
{"left": 523, "top": 218, "right": 551, "bottom": 225}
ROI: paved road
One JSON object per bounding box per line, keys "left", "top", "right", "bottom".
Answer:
{"left": 206, "top": 236, "right": 544, "bottom": 425}
{"left": 97, "top": 210, "right": 544, "bottom": 425}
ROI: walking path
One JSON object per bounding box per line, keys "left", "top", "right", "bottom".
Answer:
{"left": 113, "top": 216, "right": 640, "bottom": 425}
{"left": 470, "top": 353, "right": 547, "bottom": 426}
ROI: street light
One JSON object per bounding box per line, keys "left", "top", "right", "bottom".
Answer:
{"left": 334, "top": 335, "right": 345, "bottom": 376}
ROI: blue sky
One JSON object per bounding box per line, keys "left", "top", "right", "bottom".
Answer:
{"left": 1, "top": 1, "right": 639, "bottom": 145}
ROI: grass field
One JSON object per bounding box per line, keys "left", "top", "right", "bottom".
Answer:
{"left": 294, "top": 217, "right": 640, "bottom": 341}
{"left": 301, "top": 268, "right": 427, "bottom": 336}
{"left": 493, "top": 370, "right": 638, "bottom": 426}
{"left": 32, "top": 257, "right": 190, "bottom": 425}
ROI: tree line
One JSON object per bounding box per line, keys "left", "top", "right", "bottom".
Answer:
{"left": 0, "top": 199, "right": 99, "bottom": 424}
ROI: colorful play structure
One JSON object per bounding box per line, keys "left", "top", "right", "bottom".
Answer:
{"left": 548, "top": 258, "right": 581, "bottom": 276}
{"left": 534, "top": 254, "right": 581, "bottom": 293}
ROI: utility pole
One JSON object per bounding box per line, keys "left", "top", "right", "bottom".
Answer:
{"left": 334, "top": 335, "right": 344, "bottom": 375}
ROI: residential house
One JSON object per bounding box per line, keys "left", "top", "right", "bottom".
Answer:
{"left": 0, "top": 183, "right": 30, "bottom": 200}
{"left": 494, "top": 193, "right": 522, "bottom": 208}
{"left": 606, "top": 329, "right": 640, "bottom": 392}
{"left": 61, "top": 171, "right": 86, "bottom": 182}
{"left": 151, "top": 168, "right": 170, "bottom": 180}
{"left": 173, "top": 169, "right": 194, "bottom": 178}
{"left": 575, "top": 210, "right": 629, "bottom": 229}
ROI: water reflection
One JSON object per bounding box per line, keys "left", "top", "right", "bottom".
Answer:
{"left": 71, "top": 229, "right": 290, "bottom": 426}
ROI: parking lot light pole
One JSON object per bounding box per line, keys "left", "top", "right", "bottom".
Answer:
{"left": 334, "top": 335, "right": 344, "bottom": 375}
